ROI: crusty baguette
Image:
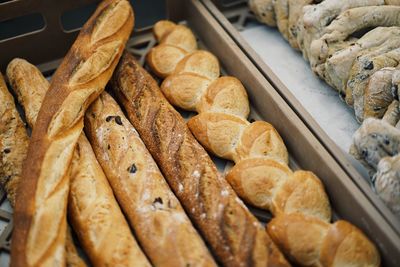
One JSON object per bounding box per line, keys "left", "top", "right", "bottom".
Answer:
{"left": 69, "top": 134, "right": 151, "bottom": 266}
{"left": 5, "top": 61, "right": 88, "bottom": 267}
{"left": 7, "top": 58, "right": 150, "bottom": 266}
{"left": 267, "top": 214, "right": 380, "bottom": 267}
{"left": 85, "top": 92, "right": 216, "bottom": 267}
{"left": 10, "top": 1, "right": 134, "bottom": 266}
{"left": 6, "top": 58, "right": 49, "bottom": 128}
{"left": 111, "top": 51, "right": 290, "bottom": 267}
{"left": 0, "top": 73, "right": 29, "bottom": 206}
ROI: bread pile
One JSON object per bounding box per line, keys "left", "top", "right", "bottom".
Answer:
{"left": 146, "top": 20, "right": 380, "bottom": 267}
{"left": 0, "top": 0, "right": 384, "bottom": 265}
{"left": 249, "top": 0, "right": 400, "bottom": 123}
{"left": 250, "top": 0, "right": 400, "bottom": 221}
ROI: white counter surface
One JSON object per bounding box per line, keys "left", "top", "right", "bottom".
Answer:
{"left": 241, "top": 25, "right": 360, "bottom": 153}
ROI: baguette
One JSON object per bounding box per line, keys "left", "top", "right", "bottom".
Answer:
{"left": 85, "top": 92, "right": 216, "bottom": 267}
{"left": 10, "top": 1, "right": 133, "bottom": 266}
{"left": 5, "top": 59, "right": 86, "bottom": 267}
{"left": 111, "top": 51, "right": 290, "bottom": 267}
{"left": 7, "top": 58, "right": 150, "bottom": 266}
{"left": 69, "top": 135, "right": 151, "bottom": 266}
{"left": 0, "top": 73, "right": 29, "bottom": 206}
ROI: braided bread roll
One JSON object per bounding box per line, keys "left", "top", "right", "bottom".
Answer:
{"left": 267, "top": 213, "right": 380, "bottom": 266}
{"left": 324, "top": 26, "right": 400, "bottom": 96}
{"left": 111, "top": 51, "right": 290, "bottom": 267}
{"left": 148, "top": 20, "right": 330, "bottom": 222}
{"left": 10, "top": 1, "right": 133, "bottom": 266}
{"left": 309, "top": 5, "right": 400, "bottom": 70}
{"left": 298, "top": 0, "right": 386, "bottom": 61}
{"left": 7, "top": 58, "right": 150, "bottom": 266}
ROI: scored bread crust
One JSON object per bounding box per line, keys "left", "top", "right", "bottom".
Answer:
{"left": 7, "top": 58, "right": 150, "bottom": 266}
{"left": 85, "top": 92, "right": 216, "bottom": 267}
{"left": 10, "top": 0, "right": 134, "bottom": 266}
{"left": 111, "top": 51, "right": 290, "bottom": 267}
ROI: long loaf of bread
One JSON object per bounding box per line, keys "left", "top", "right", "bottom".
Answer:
{"left": 85, "top": 92, "right": 216, "bottom": 267}
{"left": 4, "top": 61, "right": 88, "bottom": 267}
{"left": 7, "top": 58, "right": 150, "bottom": 266}
{"left": 147, "top": 21, "right": 380, "bottom": 266}
{"left": 111, "top": 51, "right": 290, "bottom": 267}
{"left": 69, "top": 135, "right": 150, "bottom": 266}
{"left": 10, "top": 0, "right": 133, "bottom": 266}
{"left": 0, "top": 73, "right": 29, "bottom": 207}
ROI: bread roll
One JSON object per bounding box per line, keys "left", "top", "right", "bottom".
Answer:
{"left": 111, "top": 51, "right": 290, "bottom": 267}
{"left": 226, "top": 159, "right": 331, "bottom": 222}
{"left": 267, "top": 214, "right": 380, "bottom": 267}
{"left": 10, "top": 0, "right": 133, "bottom": 265}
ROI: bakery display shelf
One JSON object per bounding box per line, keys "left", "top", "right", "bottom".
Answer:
{"left": 204, "top": 0, "right": 400, "bottom": 253}
{"left": 0, "top": 0, "right": 399, "bottom": 266}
